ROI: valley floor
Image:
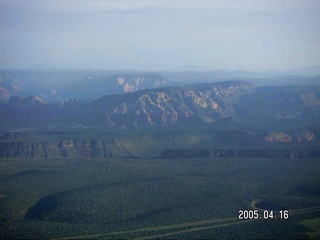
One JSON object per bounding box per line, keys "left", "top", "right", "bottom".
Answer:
{"left": 0, "top": 157, "right": 319, "bottom": 239}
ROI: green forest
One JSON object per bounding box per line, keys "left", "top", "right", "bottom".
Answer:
{"left": 1, "top": 156, "right": 319, "bottom": 239}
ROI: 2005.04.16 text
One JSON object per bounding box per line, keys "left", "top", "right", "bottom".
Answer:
{"left": 239, "top": 209, "right": 289, "bottom": 220}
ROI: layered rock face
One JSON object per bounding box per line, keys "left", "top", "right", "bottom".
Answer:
{"left": 0, "top": 139, "right": 112, "bottom": 158}
{"left": 0, "top": 139, "right": 135, "bottom": 158}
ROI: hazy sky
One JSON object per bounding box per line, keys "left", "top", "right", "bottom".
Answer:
{"left": 0, "top": 0, "right": 319, "bottom": 71}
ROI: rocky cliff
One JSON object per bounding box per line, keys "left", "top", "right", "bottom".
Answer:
{"left": 0, "top": 139, "right": 136, "bottom": 158}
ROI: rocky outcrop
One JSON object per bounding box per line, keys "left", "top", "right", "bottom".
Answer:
{"left": 264, "top": 131, "right": 315, "bottom": 142}
{"left": 0, "top": 139, "right": 134, "bottom": 158}
{"left": 93, "top": 81, "right": 255, "bottom": 127}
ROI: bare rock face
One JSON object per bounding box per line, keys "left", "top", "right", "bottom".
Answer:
{"left": 96, "top": 81, "right": 255, "bottom": 127}
{"left": 264, "top": 131, "right": 315, "bottom": 143}
{"left": 0, "top": 139, "right": 126, "bottom": 158}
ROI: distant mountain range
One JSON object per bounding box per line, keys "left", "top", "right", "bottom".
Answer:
{"left": 1, "top": 66, "right": 319, "bottom": 103}
{"left": 280, "top": 64, "right": 320, "bottom": 76}
{"left": 0, "top": 81, "right": 319, "bottom": 128}
{"left": 0, "top": 71, "right": 177, "bottom": 103}
{"left": 174, "top": 64, "right": 320, "bottom": 76}
{"left": 0, "top": 65, "right": 320, "bottom": 103}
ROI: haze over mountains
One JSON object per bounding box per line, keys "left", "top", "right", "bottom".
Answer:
{"left": 0, "top": 77, "right": 319, "bottom": 129}
{"left": 1, "top": 65, "right": 320, "bottom": 103}
{"left": 0, "top": 71, "right": 176, "bottom": 102}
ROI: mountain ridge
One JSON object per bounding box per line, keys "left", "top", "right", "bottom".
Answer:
{"left": 0, "top": 80, "right": 319, "bottom": 129}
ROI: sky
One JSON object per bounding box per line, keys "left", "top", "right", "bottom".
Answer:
{"left": 0, "top": 0, "right": 319, "bottom": 71}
